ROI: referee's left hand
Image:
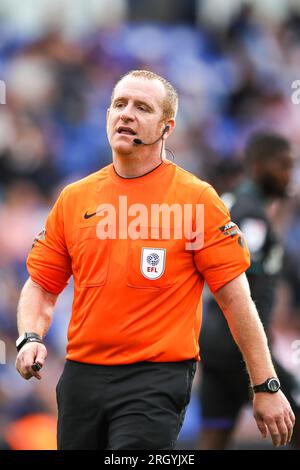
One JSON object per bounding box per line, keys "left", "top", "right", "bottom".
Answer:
{"left": 253, "top": 390, "right": 295, "bottom": 446}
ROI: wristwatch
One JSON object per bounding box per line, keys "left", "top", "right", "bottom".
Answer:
{"left": 16, "top": 332, "right": 43, "bottom": 352}
{"left": 252, "top": 377, "right": 281, "bottom": 394}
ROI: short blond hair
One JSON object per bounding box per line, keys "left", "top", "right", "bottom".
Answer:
{"left": 111, "top": 70, "right": 178, "bottom": 121}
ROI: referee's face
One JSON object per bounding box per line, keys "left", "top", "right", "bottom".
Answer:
{"left": 107, "top": 76, "right": 166, "bottom": 155}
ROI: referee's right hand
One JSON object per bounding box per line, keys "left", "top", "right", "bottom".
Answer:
{"left": 15, "top": 342, "right": 48, "bottom": 381}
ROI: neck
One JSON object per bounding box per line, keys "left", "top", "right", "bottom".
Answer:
{"left": 112, "top": 146, "right": 166, "bottom": 178}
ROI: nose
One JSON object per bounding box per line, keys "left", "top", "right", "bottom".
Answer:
{"left": 120, "top": 104, "right": 135, "bottom": 123}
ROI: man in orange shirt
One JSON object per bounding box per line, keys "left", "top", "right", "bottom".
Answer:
{"left": 15, "top": 70, "right": 295, "bottom": 450}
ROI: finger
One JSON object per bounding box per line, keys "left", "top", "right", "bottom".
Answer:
{"left": 23, "top": 361, "right": 42, "bottom": 380}
{"left": 31, "top": 362, "right": 42, "bottom": 380}
{"left": 17, "top": 357, "right": 34, "bottom": 380}
{"left": 265, "top": 419, "right": 281, "bottom": 447}
{"left": 25, "top": 372, "right": 35, "bottom": 380}
{"left": 22, "top": 368, "right": 40, "bottom": 380}
{"left": 31, "top": 372, "right": 41, "bottom": 380}
{"left": 21, "top": 348, "right": 36, "bottom": 368}
{"left": 18, "top": 367, "right": 34, "bottom": 380}
{"left": 256, "top": 417, "right": 268, "bottom": 439}
{"left": 23, "top": 363, "right": 39, "bottom": 380}
{"left": 286, "top": 413, "right": 295, "bottom": 443}
{"left": 17, "top": 367, "right": 34, "bottom": 380}
{"left": 32, "top": 346, "right": 47, "bottom": 379}
{"left": 289, "top": 410, "right": 296, "bottom": 426}
{"left": 35, "top": 347, "right": 47, "bottom": 368}
{"left": 275, "top": 417, "right": 289, "bottom": 446}
{"left": 22, "top": 346, "right": 46, "bottom": 379}
{"left": 30, "top": 368, "right": 41, "bottom": 380}
{"left": 20, "top": 352, "right": 40, "bottom": 380}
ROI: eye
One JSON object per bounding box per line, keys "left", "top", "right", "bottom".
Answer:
{"left": 114, "top": 102, "right": 124, "bottom": 109}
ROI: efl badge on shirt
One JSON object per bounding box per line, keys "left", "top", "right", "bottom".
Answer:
{"left": 141, "top": 248, "right": 166, "bottom": 280}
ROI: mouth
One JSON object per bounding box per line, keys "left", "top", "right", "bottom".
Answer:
{"left": 117, "top": 126, "right": 136, "bottom": 136}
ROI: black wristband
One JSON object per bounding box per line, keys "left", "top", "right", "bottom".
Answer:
{"left": 16, "top": 332, "right": 43, "bottom": 352}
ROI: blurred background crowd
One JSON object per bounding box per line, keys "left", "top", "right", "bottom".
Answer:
{"left": 0, "top": 0, "right": 300, "bottom": 450}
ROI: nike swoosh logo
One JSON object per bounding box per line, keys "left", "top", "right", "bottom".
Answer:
{"left": 84, "top": 209, "right": 104, "bottom": 219}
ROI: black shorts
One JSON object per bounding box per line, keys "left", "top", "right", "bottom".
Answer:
{"left": 56, "top": 359, "right": 196, "bottom": 450}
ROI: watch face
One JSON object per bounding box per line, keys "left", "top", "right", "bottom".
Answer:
{"left": 268, "top": 378, "right": 280, "bottom": 392}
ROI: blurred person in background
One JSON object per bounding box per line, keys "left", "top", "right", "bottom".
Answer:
{"left": 198, "top": 131, "right": 300, "bottom": 449}
{"left": 14, "top": 70, "right": 294, "bottom": 450}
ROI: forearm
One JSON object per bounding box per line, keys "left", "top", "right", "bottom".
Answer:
{"left": 17, "top": 277, "right": 57, "bottom": 338}
{"left": 214, "top": 273, "right": 276, "bottom": 385}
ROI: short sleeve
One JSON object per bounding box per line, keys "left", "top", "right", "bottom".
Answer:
{"left": 27, "top": 190, "right": 72, "bottom": 295}
{"left": 194, "top": 185, "right": 250, "bottom": 293}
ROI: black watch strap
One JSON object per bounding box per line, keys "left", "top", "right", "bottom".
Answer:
{"left": 252, "top": 377, "right": 281, "bottom": 394}
{"left": 16, "top": 332, "right": 43, "bottom": 352}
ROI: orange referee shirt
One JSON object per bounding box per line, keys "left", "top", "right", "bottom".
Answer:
{"left": 27, "top": 161, "right": 250, "bottom": 364}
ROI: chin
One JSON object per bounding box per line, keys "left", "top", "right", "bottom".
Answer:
{"left": 113, "top": 143, "right": 135, "bottom": 155}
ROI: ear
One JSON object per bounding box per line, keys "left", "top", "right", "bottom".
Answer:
{"left": 163, "top": 118, "right": 175, "bottom": 140}
{"left": 106, "top": 108, "right": 110, "bottom": 121}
